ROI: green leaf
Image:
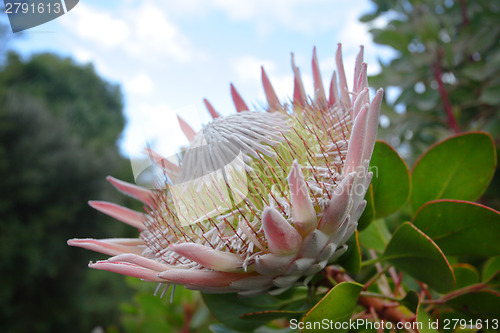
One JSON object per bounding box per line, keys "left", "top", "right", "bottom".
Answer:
{"left": 400, "top": 290, "right": 419, "bottom": 313}
{"left": 417, "top": 299, "right": 439, "bottom": 333}
{"left": 453, "top": 264, "right": 480, "bottom": 290}
{"left": 211, "top": 325, "right": 296, "bottom": 333}
{"left": 204, "top": 288, "right": 309, "bottom": 332}
{"left": 371, "top": 29, "right": 409, "bottom": 51}
{"left": 358, "top": 219, "right": 391, "bottom": 253}
{"left": 413, "top": 200, "right": 500, "bottom": 257}
{"left": 240, "top": 310, "right": 303, "bottom": 322}
{"left": 382, "top": 222, "right": 455, "bottom": 293}
{"left": 462, "top": 63, "right": 495, "bottom": 81}
{"left": 209, "top": 324, "right": 241, "bottom": 333}
{"left": 480, "top": 80, "right": 500, "bottom": 105}
{"left": 358, "top": 184, "right": 375, "bottom": 230}
{"left": 416, "top": 14, "right": 440, "bottom": 43}
{"left": 202, "top": 293, "right": 277, "bottom": 332}
{"left": 414, "top": 89, "right": 440, "bottom": 112}
{"left": 254, "top": 328, "right": 298, "bottom": 333}
{"left": 338, "top": 231, "right": 361, "bottom": 274}
{"left": 482, "top": 256, "right": 500, "bottom": 282}
{"left": 302, "top": 282, "right": 363, "bottom": 333}
{"left": 410, "top": 132, "right": 497, "bottom": 212}
{"left": 359, "top": 12, "right": 379, "bottom": 22}
{"left": 369, "top": 141, "right": 411, "bottom": 219}
{"left": 446, "top": 291, "right": 500, "bottom": 321}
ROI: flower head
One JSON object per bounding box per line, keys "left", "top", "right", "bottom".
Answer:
{"left": 68, "top": 44, "right": 382, "bottom": 296}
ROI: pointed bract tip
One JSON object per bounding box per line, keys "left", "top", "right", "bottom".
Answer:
{"left": 105, "top": 176, "right": 154, "bottom": 206}
{"left": 89, "top": 260, "right": 165, "bottom": 282}
{"left": 157, "top": 269, "right": 245, "bottom": 288}
{"left": 88, "top": 200, "right": 147, "bottom": 230}
{"left": 291, "top": 52, "right": 306, "bottom": 107}
{"left": 66, "top": 238, "right": 144, "bottom": 256}
{"left": 230, "top": 83, "right": 249, "bottom": 112}
{"left": 169, "top": 243, "right": 244, "bottom": 272}
{"left": 143, "top": 147, "right": 180, "bottom": 181}
{"left": 287, "top": 161, "right": 317, "bottom": 236}
{"left": 203, "top": 98, "right": 221, "bottom": 119}
{"left": 108, "top": 253, "right": 173, "bottom": 272}
{"left": 360, "top": 88, "right": 383, "bottom": 163}
{"left": 328, "top": 70, "right": 338, "bottom": 107}
{"left": 262, "top": 207, "right": 303, "bottom": 255}
{"left": 312, "top": 46, "right": 327, "bottom": 109}
{"left": 177, "top": 115, "right": 197, "bottom": 142}
{"left": 335, "top": 43, "right": 351, "bottom": 108}
{"left": 318, "top": 172, "right": 355, "bottom": 235}
{"left": 261, "top": 66, "right": 281, "bottom": 110}
{"left": 343, "top": 104, "right": 369, "bottom": 176}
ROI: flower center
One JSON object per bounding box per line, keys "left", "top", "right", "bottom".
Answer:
{"left": 142, "top": 105, "right": 352, "bottom": 266}
{"left": 177, "top": 111, "right": 291, "bottom": 183}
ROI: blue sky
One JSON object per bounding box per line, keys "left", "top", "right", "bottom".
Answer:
{"left": 7, "top": 0, "right": 393, "bottom": 161}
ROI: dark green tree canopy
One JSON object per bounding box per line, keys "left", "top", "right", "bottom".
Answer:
{"left": 1, "top": 52, "right": 125, "bottom": 149}
{"left": 0, "top": 52, "right": 134, "bottom": 333}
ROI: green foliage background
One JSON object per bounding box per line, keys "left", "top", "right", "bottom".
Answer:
{"left": 0, "top": 51, "right": 138, "bottom": 332}
{"left": 364, "top": 0, "right": 500, "bottom": 161}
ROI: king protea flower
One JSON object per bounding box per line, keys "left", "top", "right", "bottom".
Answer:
{"left": 68, "top": 44, "right": 382, "bottom": 296}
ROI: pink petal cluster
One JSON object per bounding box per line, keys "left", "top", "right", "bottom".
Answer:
{"left": 68, "top": 44, "right": 382, "bottom": 296}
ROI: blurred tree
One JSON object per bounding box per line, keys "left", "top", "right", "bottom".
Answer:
{"left": 362, "top": 0, "right": 500, "bottom": 160}
{"left": 0, "top": 52, "right": 137, "bottom": 332}
{"left": 1, "top": 52, "right": 124, "bottom": 148}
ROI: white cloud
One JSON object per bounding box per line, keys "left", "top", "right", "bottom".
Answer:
{"left": 212, "top": 0, "right": 258, "bottom": 20}
{"left": 122, "top": 103, "right": 191, "bottom": 158}
{"left": 144, "top": 0, "right": 371, "bottom": 36}
{"left": 232, "top": 55, "right": 275, "bottom": 82}
{"left": 263, "top": 72, "right": 295, "bottom": 102}
{"left": 338, "top": 10, "right": 373, "bottom": 59}
{"left": 61, "top": 2, "right": 194, "bottom": 65}
{"left": 337, "top": 8, "right": 396, "bottom": 76}
{"left": 124, "top": 4, "right": 192, "bottom": 63}
{"left": 70, "top": 4, "right": 130, "bottom": 48}
{"left": 72, "top": 47, "right": 93, "bottom": 63}
{"left": 70, "top": 47, "right": 114, "bottom": 80}
{"left": 207, "top": 0, "right": 364, "bottom": 35}
{"left": 124, "top": 73, "right": 155, "bottom": 95}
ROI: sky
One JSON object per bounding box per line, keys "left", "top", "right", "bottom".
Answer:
{"left": 7, "top": 0, "right": 393, "bottom": 165}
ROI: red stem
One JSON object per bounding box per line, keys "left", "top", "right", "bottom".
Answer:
{"left": 459, "top": 0, "right": 469, "bottom": 26}
{"left": 181, "top": 304, "right": 192, "bottom": 333}
{"left": 326, "top": 267, "right": 414, "bottom": 324}
{"left": 433, "top": 53, "right": 460, "bottom": 133}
